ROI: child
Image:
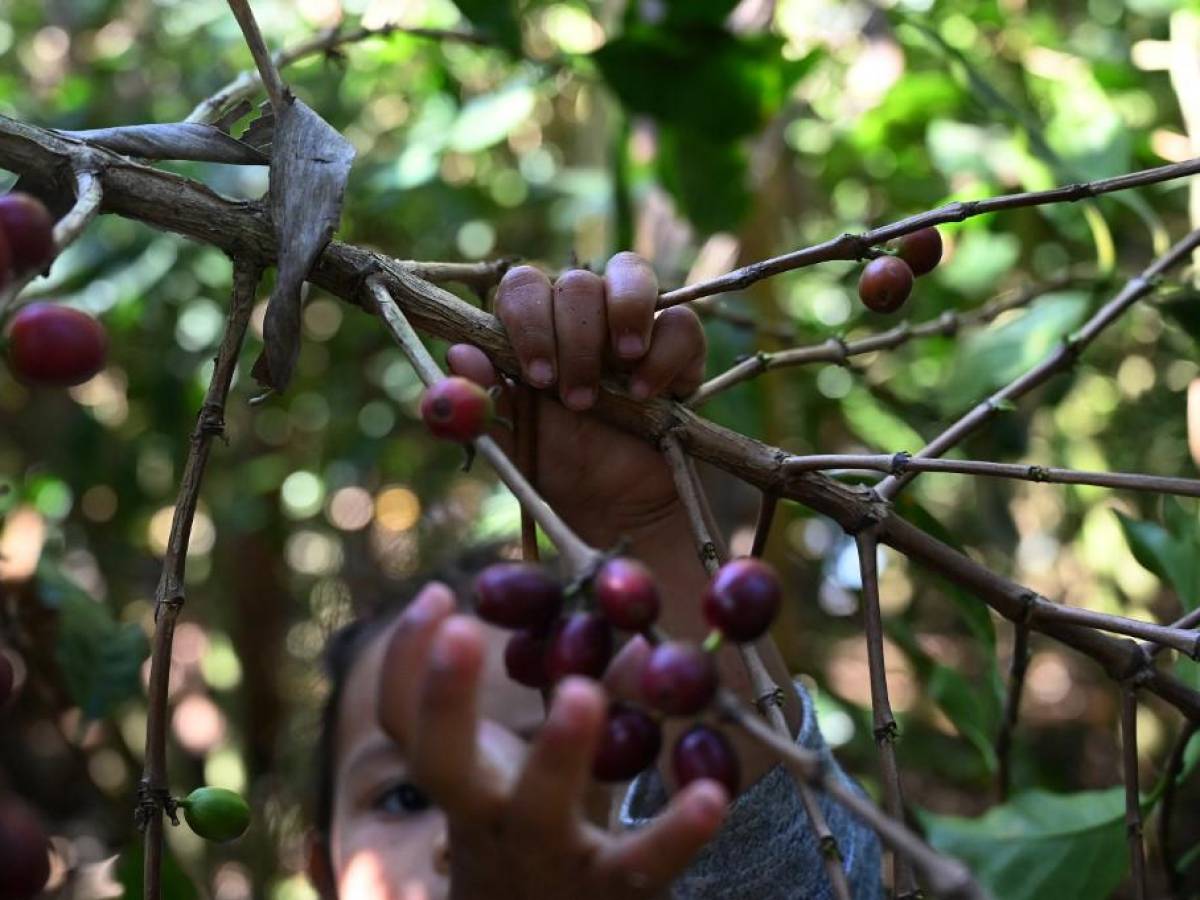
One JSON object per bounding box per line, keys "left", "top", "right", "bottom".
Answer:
{"left": 305, "top": 253, "right": 883, "bottom": 898}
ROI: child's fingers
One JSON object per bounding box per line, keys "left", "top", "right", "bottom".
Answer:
{"left": 446, "top": 343, "right": 499, "bottom": 387}
{"left": 596, "top": 779, "right": 728, "bottom": 891}
{"left": 496, "top": 266, "right": 557, "bottom": 389}
{"left": 604, "top": 252, "right": 658, "bottom": 363}
{"left": 409, "top": 615, "right": 490, "bottom": 817}
{"left": 553, "top": 270, "right": 607, "bottom": 411}
{"left": 377, "top": 583, "right": 457, "bottom": 749}
{"left": 508, "top": 677, "right": 606, "bottom": 832}
{"left": 628, "top": 306, "right": 707, "bottom": 402}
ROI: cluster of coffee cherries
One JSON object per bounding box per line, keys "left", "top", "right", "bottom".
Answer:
{"left": 474, "top": 555, "right": 783, "bottom": 795}
{"left": 0, "top": 192, "right": 108, "bottom": 388}
{"left": 857, "top": 226, "right": 943, "bottom": 314}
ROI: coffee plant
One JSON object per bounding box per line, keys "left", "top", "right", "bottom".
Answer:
{"left": 1, "top": 2, "right": 1199, "bottom": 899}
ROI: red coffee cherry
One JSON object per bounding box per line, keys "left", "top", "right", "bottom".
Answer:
{"left": 703, "top": 557, "right": 782, "bottom": 643}
{"left": 474, "top": 563, "right": 563, "bottom": 630}
{"left": 504, "top": 629, "right": 551, "bottom": 689}
{"left": 0, "top": 193, "right": 55, "bottom": 277}
{"left": 595, "top": 557, "right": 660, "bottom": 632}
{"left": 0, "top": 796, "right": 51, "bottom": 900}
{"left": 0, "top": 654, "right": 12, "bottom": 707}
{"left": 858, "top": 256, "right": 914, "bottom": 314}
{"left": 546, "top": 613, "right": 613, "bottom": 681}
{"left": 593, "top": 703, "right": 662, "bottom": 782}
{"left": 641, "top": 642, "right": 717, "bottom": 716}
{"left": 672, "top": 725, "right": 740, "bottom": 796}
{"left": 896, "top": 227, "right": 943, "bottom": 277}
{"left": 419, "top": 376, "right": 493, "bottom": 442}
{"left": 6, "top": 302, "right": 107, "bottom": 387}
{"left": 0, "top": 229, "right": 12, "bottom": 289}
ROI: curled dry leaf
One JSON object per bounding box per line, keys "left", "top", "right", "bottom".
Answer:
{"left": 251, "top": 98, "right": 355, "bottom": 391}
{"left": 58, "top": 123, "right": 268, "bottom": 165}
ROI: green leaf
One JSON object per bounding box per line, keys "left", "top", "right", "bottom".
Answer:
{"left": 942, "top": 292, "right": 1089, "bottom": 412}
{"left": 656, "top": 127, "right": 749, "bottom": 233}
{"left": 920, "top": 788, "right": 1131, "bottom": 900}
{"left": 451, "top": 0, "right": 522, "bottom": 54}
{"left": 41, "top": 562, "right": 150, "bottom": 722}
{"left": 447, "top": 82, "right": 536, "bottom": 153}
{"left": 889, "top": 620, "right": 1001, "bottom": 772}
{"left": 1114, "top": 510, "right": 1200, "bottom": 610}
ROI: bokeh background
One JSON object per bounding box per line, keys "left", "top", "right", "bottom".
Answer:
{"left": 1, "top": 0, "right": 1199, "bottom": 897}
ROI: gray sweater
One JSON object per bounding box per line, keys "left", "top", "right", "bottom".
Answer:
{"left": 618, "top": 685, "right": 884, "bottom": 899}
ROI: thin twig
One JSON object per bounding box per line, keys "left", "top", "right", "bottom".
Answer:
{"left": 1146, "top": 607, "right": 1200, "bottom": 659}
{"left": 855, "top": 527, "right": 919, "bottom": 899}
{"left": 874, "top": 228, "right": 1200, "bottom": 501}
{"left": 717, "top": 693, "right": 986, "bottom": 900}
{"left": 0, "top": 167, "right": 104, "bottom": 322}
{"left": 189, "top": 22, "right": 489, "bottom": 123}
{"left": 688, "top": 274, "right": 1084, "bottom": 407}
{"left": 225, "top": 0, "right": 288, "bottom": 111}
{"left": 1158, "top": 719, "right": 1199, "bottom": 897}
{"left": 751, "top": 492, "right": 778, "bottom": 558}
{"left": 368, "top": 277, "right": 598, "bottom": 576}
{"left": 661, "top": 433, "right": 853, "bottom": 900}
{"left": 1121, "top": 685, "right": 1148, "bottom": 900}
{"left": 785, "top": 453, "right": 1200, "bottom": 499}
{"left": 139, "top": 260, "right": 259, "bottom": 900}
{"left": 995, "top": 624, "right": 1029, "bottom": 802}
{"left": 659, "top": 160, "right": 1200, "bottom": 308}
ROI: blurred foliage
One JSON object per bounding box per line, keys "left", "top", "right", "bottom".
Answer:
{"left": 1, "top": 0, "right": 1200, "bottom": 897}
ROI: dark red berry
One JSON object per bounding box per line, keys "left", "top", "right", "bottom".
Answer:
{"left": 0, "top": 796, "right": 51, "bottom": 900}
{"left": 0, "top": 229, "right": 12, "bottom": 288}
{"left": 672, "top": 725, "right": 739, "bottom": 796}
{"left": 593, "top": 703, "right": 662, "bottom": 782}
{"left": 504, "top": 629, "right": 551, "bottom": 689}
{"left": 419, "top": 376, "right": 493, "bottom": 442}
{"left": 546, "top": 613, "right": 613, "bottom": 681}
{"left": 703, "top": 557, "right": 782, "bottom": 643}
{"left": 474, "top": 563, "right": 563, "bottom": 629}
{"left": 0, "top": 654, "right": 12, "bottom": 707}
{"left": 0, "top": 193, "right": 54, "bottom": 277}
{"left": 6, "top": 302, "right": 107, "bottom": 387}
{"left": 641, "top": 642, "right": 717, "bottom": 716}
{"left": 595, "top": 557, "right": 660, "bottom": 632}
{"left": 896, "top": 227, "right": 943, "bottom": 277}
{"left": 858, "top": 256, "right": 913, "bottom": 314}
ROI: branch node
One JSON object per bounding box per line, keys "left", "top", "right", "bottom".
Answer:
{"left": 873, "top": 720, "right": 899, "bottom": 746}
{"left": 819, "top": 834, "right": 844, "bottom": 862}
{"left": 890, "top": 451, "right": 912, "bottom": 475}
{"left": 1027, "top": 464, "right": 1048, "bottom": 483}
{"left": 754, "top": 685, "right": 787, "bottom": 716}
{"left": 1017, "top": 592, "right": 1038, "bottom": 626}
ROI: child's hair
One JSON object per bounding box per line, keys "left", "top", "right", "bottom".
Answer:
{"left": 311, "top": 543, "right": 520, "bottom": 841}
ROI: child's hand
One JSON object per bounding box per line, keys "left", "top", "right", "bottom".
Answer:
{"left": 447, "top": 253, "right": 706, "bottom": 548}
{"left": 377, "top": 584, "right": 729, "bottom": 900}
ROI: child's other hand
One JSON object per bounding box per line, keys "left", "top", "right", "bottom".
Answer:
{"left": 377, "top": 585, "right": 728, "bottom": 900}
{"left": 446, "top": 252, "right": 706, "bottom": 547}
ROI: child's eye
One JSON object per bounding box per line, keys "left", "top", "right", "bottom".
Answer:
{"left": 373, "top": 782, "right": 433, "bottom": 817}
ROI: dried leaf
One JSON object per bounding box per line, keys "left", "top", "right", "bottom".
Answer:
{"left": 59, "top": 123, "right": 268, "bottom": 165}
{"left": 251, "top": 97, "right": 354, "bottom": 390}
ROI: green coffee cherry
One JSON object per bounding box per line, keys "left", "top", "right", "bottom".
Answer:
{"left": 179, "top": 787, "right": 250, "bottom": 843}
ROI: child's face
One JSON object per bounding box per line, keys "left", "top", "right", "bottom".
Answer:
{"left": 324, "top": 620, "right": 544, "bottom": 900}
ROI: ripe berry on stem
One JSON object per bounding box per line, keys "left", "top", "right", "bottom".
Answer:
{"left": 0, "top": 193, "right": 54, "bottom": 277}
{"left": 896, "top": 227, "right": 943, "bottom": 277}
{"left": 504, "top": 629, "right": 551, "bottom": 689}
{"left": 595, "top": 557, "right": 660, "bottom": 632}
{"left": 672, "top": 725, "right": 740, "bottom": 796}
{"left": 858, "top": 256, "right": 914, "bottom": 314}
{"left": 593, "top": 703, "right": 662, "bottom": 782}
{"left": 546, "top": 612, "right": 613, "bottom": 681}
{"left": 6, "top": 303, "right": 107, "bottom": 387}
{"left": 180, "top": 786, "right": 250, "bottom": 843}
{"left": 641, "top": 641, "right": 717, "bottom": 716}
{"left": 419, "top": 376, "right": 493, "bottom": 443}
{"left": 474, "top": 563, "right": 562, "bottom": 629}
{"left": 0, "top": 796, "right": 51, "bottom": 900}
{"left": 703, "top": 557, "right": 782, "bottom": 643}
